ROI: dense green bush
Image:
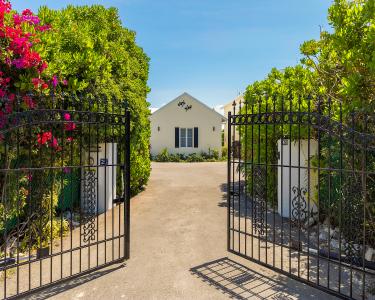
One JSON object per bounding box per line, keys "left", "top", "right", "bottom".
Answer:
{"left": 240, "top": 0, "right": 375, "bottom": 247}
{"left": 240, "top": 66, "right": 317, "bottom": 207}
{"left": 38, "top": 5, "right": 151, "bottom": 195}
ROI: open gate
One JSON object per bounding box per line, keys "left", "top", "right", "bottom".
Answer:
{"left": 0, "top": 95, "right": 130, "bottom": 299}
{"left": 227, "top": 97, "right": 375, "bottom": 300}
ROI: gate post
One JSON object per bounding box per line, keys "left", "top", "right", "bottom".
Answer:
{"left": 124, "top": 109, "right": 131, "bottom": 259}
{"left": 227, "top": 111, "right": 231, "bottom": 251}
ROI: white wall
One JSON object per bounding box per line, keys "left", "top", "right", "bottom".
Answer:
{"left": 81, "top": 143, "right": 117, "bottom": 214}
{"left": 150, "top": 96, "right": 223, "bottom": 157}
{"left": 277, "top": 139, "right": 318, "bottom": 219}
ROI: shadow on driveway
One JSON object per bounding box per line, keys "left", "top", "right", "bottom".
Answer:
{"left": 23, "top": 263, "right": 126, "bottom": 300}
{"left": 190, "top": 257, "right": 330, "bottom": 299}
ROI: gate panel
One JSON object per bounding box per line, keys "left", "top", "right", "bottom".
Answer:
{"left": 227, "top": 97, "right": 375, "bottom": 300}
{"left": 0, "top": 95, "right": 130, "bottom": 299}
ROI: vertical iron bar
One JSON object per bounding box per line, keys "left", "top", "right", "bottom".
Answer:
{"left": 78, "top": 95, "right": 83, "bottom": 274}
{"left": 317, "top": 97, "right": 321, "bottom": 286}
{"left": 281, "top": 96, "right": 284, "bottom": 271}
{"left": 257, "top": 97, "right": 261, "bottom": 261}
{"left": 288, "top": 95, "right": 292, "bottom": 274}
{"left": 96, "top": 96, "right": 100, "bottom": 267}
{"left": 238, "top": 99, "right": 242, "bottom": 254}
{"left": 244, "top": 99, "right": 248, "bottom": 257}
{"left": 272, "top": 95, "right": 276, "bottom": 268}
{"left": 265, "top": 96, "right": 268, "bottom": 265}
{"left": 362, "top": 114, "right": 367, "bottom": 300}
{"left": 350, "top": 112, "right": 354, "bottom": 298}
{"left": 327, "top": 97, "right": 332, "bottom": 289}
{"left": 227, "top": 112, "right": 232, "bottom": 252}
{"left": 124, "top": 109, "right": 131, "bottom": 259}
{"left": 307, "top": 95, "right": 311, "bottom": 282}
{"left": 297, "top": 95, "right": 301, "bottom": 278}
{"left": 104, "top": 99, "right": 108, "bottom": 263}
{"left": 232, "top": 101, "right": 236, "bottom": 251}
{"left": 251, "top": 98, "right": 254, "bottom": 258}
{"left": 338, "top": 100, "right": 343, "bottom": 293}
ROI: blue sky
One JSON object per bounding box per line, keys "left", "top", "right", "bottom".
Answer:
{"left": 12, "top": 0, "right": 332, "bottom": 111}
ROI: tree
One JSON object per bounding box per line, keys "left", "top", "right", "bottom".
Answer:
{"left": 301, "top": 0, "right": 375, "bottom": 114}
{"left": 38, "top": 5, "right": 151, "bottom": 194}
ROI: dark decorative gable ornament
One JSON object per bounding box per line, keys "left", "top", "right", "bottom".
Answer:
{"left": 177, "top": 99, "right": 192, "bottom": 112}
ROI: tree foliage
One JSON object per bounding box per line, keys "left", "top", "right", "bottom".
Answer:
{"left": 240, "top": 0, "right": 375, "bottom": 245}
{"left": 301, "top": 0, "right": 375, "bottom": 113}
{"left": 38, "top": 5, "right": 151, "bottom": 194}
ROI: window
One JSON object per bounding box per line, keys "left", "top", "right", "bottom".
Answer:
{"left": 180, "top": 128, "right": 193, "bottom": 148}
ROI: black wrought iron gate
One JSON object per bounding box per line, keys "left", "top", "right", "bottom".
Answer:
{"left": 0, "top": 95, "right": 131, "bottom": 299}
{"left": 227, "top": 97, "right": 375, "bottom": 300}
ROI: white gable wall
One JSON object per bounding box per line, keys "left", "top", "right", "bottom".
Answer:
{"left": 150, "top": 94, "right": 224, "bottom": 157}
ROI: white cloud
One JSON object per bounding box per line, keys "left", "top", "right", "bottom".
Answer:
{"left": 214, "top": 104, "right": 224, "bottom": 116}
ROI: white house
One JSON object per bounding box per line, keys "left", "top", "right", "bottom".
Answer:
{"left": 150, "top": 92, "right": 226, "bottom": 157}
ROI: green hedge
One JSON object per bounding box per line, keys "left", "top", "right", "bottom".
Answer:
{"left": 38, "top": 5, "right": 151, "bottom": 195}
{"left": 153, "top": 148, "right": 222, "bottom": 162}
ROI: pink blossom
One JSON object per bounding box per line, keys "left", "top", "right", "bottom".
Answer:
{"left": 36, "top": 24, "right": 51, "bottom": 32}
{"left": 23, "top": 95, "right": 35, "bottom": 109}
{"left": 64, "top": 113, "right": 71, "bottom": 121}
{"left": 37, "top": 61, "right": 48, "bottom": 73}
{"left": 8, "top": 93, "right": 15, "bottom": 101}
{"left": 64, "top": 122, "right": 76, "bottom": 131}
{"left": 50, "top": 137, "right": 59, "bottom": 149}
{"left": 26, "top": 173, "right": 32, "bottom": 181}
{"left": 52, "top": 75, "right": 58, "bottom": 87}
{"left": 37, "top": 131, "right": 52, "bottom": 145}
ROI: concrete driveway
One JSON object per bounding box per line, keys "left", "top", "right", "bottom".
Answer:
{"left": 29, "top": 162, "right": 336, "bottom": 299}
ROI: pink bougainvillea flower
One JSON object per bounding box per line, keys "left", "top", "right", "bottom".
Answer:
{"left": 4, "top": 103, "right": 12, "bottom": 113}
{"left": 41, "top": 83, "right": 48, "bottom": 89}
{"left": 63, "top": 167, "right": 71, "bottom": 174}
{"left": 8, "top": 93, "right": 15, "bottom": 102}
{"left": 64, "top": 122, "right": 76, "bottom": 131}
{"left": 23, "top": 95, "right": 35, "bottom": 109}
{"left": 36, "top": 24, "right": 51, "bottom": 32}
{"left": 50, "top": 137, "right": 59, "bottom": 149}
{"left": 62, "top": 79, "right": 68, "bottom": 85}
{"left": 26, "top": 173, "right": 32, "bottom": 181}
{"left": 37, "top": 61, "right": 48, "bottom": 73}
{"left": 52, "top": 75, "right": 58, "bottom": 87}
{"left": 37, "top": 131, "right": 52, "bottom": 145}
{"left": 64, "top": 113, "right": 71, "bottom": 121}
{"left": 66, "top": 137, "right": 74, "bottom": 142}
{"left": 31, "top": 77, "right": 43, "bottom": 88}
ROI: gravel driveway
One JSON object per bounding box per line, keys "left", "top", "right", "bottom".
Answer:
{"left": 26, "top": 162, "right": 336, "bottom": 300}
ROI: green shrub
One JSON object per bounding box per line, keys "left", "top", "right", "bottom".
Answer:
{"left": 186, "top": 153, "right": 204, "bottom": 162}
{"left": 154, "top": 148, "right": 170, "bottom": 162}
{"left": 222, "top": 146, "right": 228, "bottom": 158}
{"left": 169, "top": 154, "right": 182, "bottom": 162}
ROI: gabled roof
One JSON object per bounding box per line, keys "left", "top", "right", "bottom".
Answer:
{"left": 152, "top": 92, "right": 226, "bottom": 122}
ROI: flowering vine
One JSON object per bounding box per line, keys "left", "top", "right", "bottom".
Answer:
{"left": 0, "top": 0, "right": 74, "bottom": 145}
